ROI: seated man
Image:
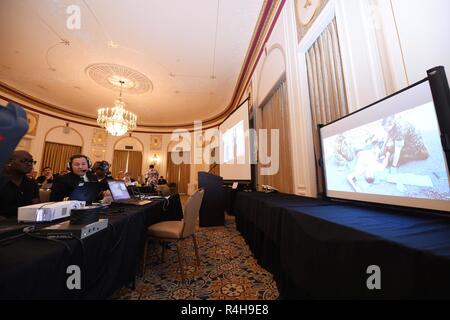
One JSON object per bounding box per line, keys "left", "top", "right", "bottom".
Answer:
{"left": 157, "top": 176, "right": 167, "bottom": 185}
{"left": 116, "top": 171, "right": 125, "bottom": 181}
{"left": 36, "top": 166, "right": 54, "bottom": 189}
{"left": 92, "top": 160, "right": 112, "bottom": 192}
{"left": 0, "top": 151, "right": 40, "bottom": 219}
{"left": 124, "top": 172, "right": 137, "bottom": 186}
{"left": 50, "top": 154, "right": 97, "bottom": 201}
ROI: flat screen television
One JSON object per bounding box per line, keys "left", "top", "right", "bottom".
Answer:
{"left": 319, "top": 66, "right": 450, "bottom": 212}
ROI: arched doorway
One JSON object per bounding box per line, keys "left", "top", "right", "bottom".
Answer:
{"left": 113, "top": 136, "right": 144, "bottom": 182}
{"left": 41, "top": 126, "right": 83, "bottom": 174}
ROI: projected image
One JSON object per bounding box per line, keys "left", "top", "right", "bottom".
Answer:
{"left": 323, "top": 102, "right": 450, "bottom": 200}
{"left": 223, "top": 121, "right": 245, "bottom": 164}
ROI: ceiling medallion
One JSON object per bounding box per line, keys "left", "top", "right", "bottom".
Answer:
{"left": 86, "top": 63, "right": 153, "bottom": 95}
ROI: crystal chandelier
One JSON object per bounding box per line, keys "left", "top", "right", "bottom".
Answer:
{"left": 97, "top": 81, "right": 137, "bottom": 136}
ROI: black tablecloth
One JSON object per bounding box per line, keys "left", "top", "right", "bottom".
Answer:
{"left": 224, "top": 187, "right": 237, "bottom": 216}
{"left": 0, "top": 194, "right": 182, "bottom": 299}
{"left": 232, "top": 191, "right": 450, "bottom": 299}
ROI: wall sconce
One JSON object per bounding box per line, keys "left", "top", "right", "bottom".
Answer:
{"left": 63, "top": 122, "right": 71, "bottom": 134}
{"left": 151, "top": 154, "right": 160, "bottom": 165}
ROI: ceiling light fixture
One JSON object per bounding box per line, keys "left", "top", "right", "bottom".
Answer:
{"left": 97, "top": 80, "right": 137, "bottom": 136}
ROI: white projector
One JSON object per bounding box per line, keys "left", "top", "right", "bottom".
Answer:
{"left": 18, "top": 201, "right": 85, "bottom": 222}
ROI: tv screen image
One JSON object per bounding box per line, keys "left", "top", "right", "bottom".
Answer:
{"left": 219, "top": 99, "right": 251, "bottom": 181}
{"left": 223, "top": 120, "right": 245, "bottom": 164}
{"left": 320, "top": 74, "right": 450, "bottom": 212}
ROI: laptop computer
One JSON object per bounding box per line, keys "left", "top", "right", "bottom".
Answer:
{"left": 107, "top": 180, "right": 152, "bottom": 206}
{"left": 70, "top": 182, "right": 102, "bottom": 205}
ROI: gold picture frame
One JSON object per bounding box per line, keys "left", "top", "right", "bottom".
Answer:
{"left": 92, "top": 128, "right": 108, "bottom": 147}
{"left": 91, "top": 148, "right": 106, "bottom": 163}
{"left": 26, "top": 111, "right": 39, "bottom": 136}
{"left": 150, "top": 135, "right": 162, "bottom": 150}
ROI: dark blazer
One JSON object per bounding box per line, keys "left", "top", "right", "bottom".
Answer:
{"left": 36, "top": 175, "right": 53, "bottom": 186}
{"left": 96, "top": 176, "right": 113, "bottom": 193}
{"left": 50, "top": 172, "right": 97, "bottom": 201}
{"left": 0, "top": 176, "right": 39, "bottom": 218}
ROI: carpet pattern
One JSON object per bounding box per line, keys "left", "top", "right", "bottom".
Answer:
{"left": 117, "top": 216, "right": 279, "bottom": 300}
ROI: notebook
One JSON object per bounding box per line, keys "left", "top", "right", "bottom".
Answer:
{"left": 107, "top": 180, "right": 151, "bottom": 206}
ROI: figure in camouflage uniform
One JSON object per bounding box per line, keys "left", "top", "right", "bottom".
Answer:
{"left": 382, "top": 116, "right": 429, "bottom": 168}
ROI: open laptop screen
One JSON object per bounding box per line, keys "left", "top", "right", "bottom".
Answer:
{"left": 108, "top": 180, "right": 131, "bottom": 201}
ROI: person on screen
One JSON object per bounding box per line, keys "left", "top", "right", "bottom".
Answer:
{"left": 382, "top": 116, "right": 429, "bottom": 170}
{"left": 0, "top": 151, "right": 40, "bottom": 219}
{"left": 347, "top": 142, "right": 389, "bottom": 193}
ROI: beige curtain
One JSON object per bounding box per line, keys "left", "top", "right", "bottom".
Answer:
{"left": 112, "top": 150, "right": 128, "bottom": 178}
{"left": 166, "top": 151, "right": 190, "bottom": 194}
{"left": 127, "top": 151, "right": 143, "bottom": 181}
{"left": 166, "top": 152, "right": 178, "bottom": 187}
{"left": 306, "top": 18, "right": 349, "bottom": 193}
{"left": 41, "top": 142, "right": 81, "bottom": 174}
{"left": 179, "top": 162, "right": 190, "bottom": 194}
{"left": 258, "top": 78, "right": 293, "bottom": 194}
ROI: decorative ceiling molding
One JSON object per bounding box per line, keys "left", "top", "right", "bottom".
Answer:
{"left": 85, "top": 63, "right": 153, "bottom": 94}
{"left": 223, "top": 0, "right": 286, "bottom": 119}
{"left": 0, "top": 90, "right": 216, "bottom": 133}
{"left": 0, "top": 0, "right": 286, "bottom": 133}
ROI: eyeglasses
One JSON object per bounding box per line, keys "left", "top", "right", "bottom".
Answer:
{"left": 18, "top": 159, "right": 37, "bottom": 165}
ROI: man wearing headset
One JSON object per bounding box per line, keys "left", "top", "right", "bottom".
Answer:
{"left": 50, "top": 154, "right": 97, "bottom": 201}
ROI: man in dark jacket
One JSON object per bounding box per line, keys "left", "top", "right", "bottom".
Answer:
{"left": 50, "top": 155, "right": 97, "bottom": 201}
{"left": 92, "top": 160, "right": 112, "bottom": 192}
{"left": 0, "top": 151, "right": 40, "bottom": 219}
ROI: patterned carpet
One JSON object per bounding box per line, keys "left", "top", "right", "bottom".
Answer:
{"left": 117, "top": 215, "right": 279, "bottom": 300}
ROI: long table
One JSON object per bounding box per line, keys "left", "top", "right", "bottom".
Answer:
{"left": 232, "top": 191, "right": 450, "bottom": 299}
{"left": 0, "top": 195, "right": 182, "bottom": 299}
